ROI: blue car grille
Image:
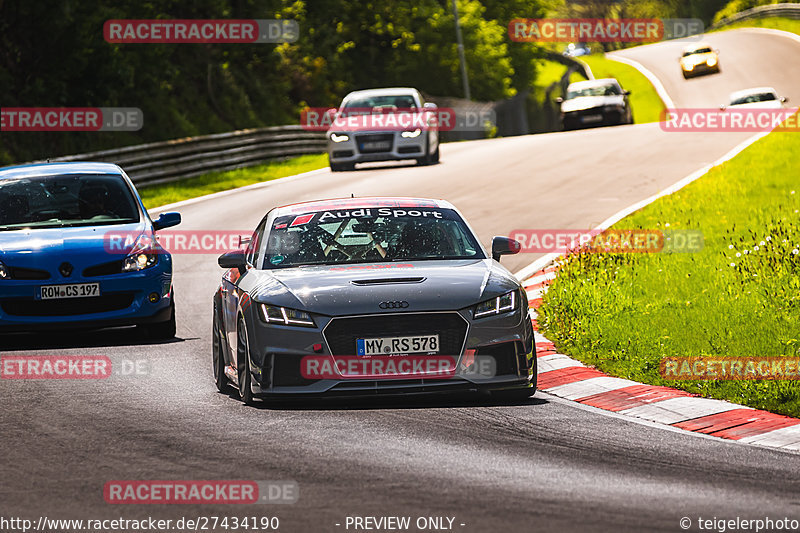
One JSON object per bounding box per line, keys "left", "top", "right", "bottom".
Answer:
{"left": 1, "top": 292, "right": 135, "bottom": 316}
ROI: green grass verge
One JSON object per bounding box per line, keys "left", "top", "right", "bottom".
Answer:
{"left": 712, "top": 16, "right": 800, "bottom": 36}
{"left": 138, "top": 154, "right": 328, "bottom": 210}
{"left": 578, "top": 54, "right": 666, "bottom": 124}
{"left": 538, "top": 125, "right": 800, "bottom": 417}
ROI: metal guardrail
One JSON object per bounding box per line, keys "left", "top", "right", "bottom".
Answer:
{"left": 42, "top": 125, "right": 326, "bottom": 187}
{"left": 709, "top": 3, "right": 800, "bottom": 30}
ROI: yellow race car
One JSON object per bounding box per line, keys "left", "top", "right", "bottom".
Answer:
{"left": 680, "top": 43, "right": 720, "bottom": 79}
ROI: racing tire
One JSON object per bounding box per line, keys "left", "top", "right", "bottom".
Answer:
{"left": 236, "top": 317, "right": 256, "bottom": 405}
{"left": 140, "top": 300, "right": 176, "bottom": 340}
{"left": 431, "top": 144, "right": 440, "bottom": 164}
{"left": 416, "top": 137, "right": 432, "bottom": 166}
{"left": 212, "top": 306, "right": 229, "bottom": 393}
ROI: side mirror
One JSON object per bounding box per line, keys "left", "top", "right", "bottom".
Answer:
{"left": 491, "top": 236, "right": 521, "bottom": 262}
{"left": 153, "top": 212, "right": 181, "bottom": 231}
{"left": 781, "top": 96, "right": 788, "bottom": 103}
{"left": 719, "top": 105, "right": 727, "bottom": 111}
{"left": 218, "top": 250, "right": 248, "bottom": 274}
{"left": 423, "top": 102, "right": 438, "bottom": 110}
{"left": 555, "top": 96, "right": 564, "bottom": 104}
{"left": 325, "top": 108, "right": 337, "bottom": 120}
{"left": 623, "top": 90, "right": 631, "bottom": 95}
{"left": 715, "top": 49, "right": 720, "bottom": 54}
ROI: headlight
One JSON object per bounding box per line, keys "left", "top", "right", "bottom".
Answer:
{"left": 473, "top": 291, "right": 516, "bottom": 319}
{"left": 259, "top": 304, "right": 315, "bottom": 327}
{"left": 122, "top": 234, "right": 159, "bottom": 272}
{"left": 685, "top": 63, "right": 694, "bottom": 71}
{"left": 0, "top": 260, "right": 9, "bottom": 279}
{"left": 329, "top": 132, "right": 350, "bottom": 143}
{"left": 401, "top": 129, "right": 422, "bottom": 138}
{"left": 707, "top": 57, "right": 717, "bottom": 66}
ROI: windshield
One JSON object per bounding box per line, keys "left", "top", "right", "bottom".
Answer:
{"left": 731, "top": 92, "right": 777, "bottom": 105}
{"left": 342, "top": 95, "right": 418, "bottom": 115}
{"left": 566, "top": 84, "right": 620, "bottom": 99}
{"left": 260, "top": 207, "right": 484, "bottom": 268}
{"left": 683, "top": 47, "right": 712, "bottom": 56}
{"left": 0, "top": 174, "right": 140, "bottom": 231}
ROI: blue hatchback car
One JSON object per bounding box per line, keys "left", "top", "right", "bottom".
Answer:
{"left": 0, "top": 162, "right": 181, "bottom": 338}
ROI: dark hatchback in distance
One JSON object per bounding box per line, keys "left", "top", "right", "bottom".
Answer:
{"left": 558, "top": 78, "right": 633, "bottom": 131}
{"left": 212, "top": 197, "right": 536, "bottom": 404}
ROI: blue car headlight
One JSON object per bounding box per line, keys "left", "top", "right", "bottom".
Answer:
{"left": 0, "top": 260, "right": 9, "bottom": 279}
{"left": 473, "top": 291, "right": 516, "bottom": 319}
{"left": 122, "top": 234, "right": 160, "bottom": 272}
{"left": 259, "top": 304, "right": 315, "bottom": 327}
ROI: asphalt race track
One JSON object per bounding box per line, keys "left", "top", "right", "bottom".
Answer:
{"left": 2, "top": 29, "right": 800, "bottom": 532}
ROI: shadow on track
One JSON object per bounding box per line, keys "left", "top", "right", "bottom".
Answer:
{"left": 0, "top": 327, "right": 194, "bottom": 351}
{"left": 216, "top": 387, "right": 548, "bottom": 411}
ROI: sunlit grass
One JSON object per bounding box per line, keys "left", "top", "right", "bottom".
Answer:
{"left": 579, "top": 54, "right": 666, "bottom": 124}
{"left": 138, "top": 154, "right": 328, "bottom": 209}
{"left": 539, "top": 126, "right": 800, "bottom": 416}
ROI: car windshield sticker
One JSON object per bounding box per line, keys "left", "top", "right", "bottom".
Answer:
{"left": 317, "top": 208, "right": 444, "bottom": 222}
{"left": 270, "top": 255, "right": 286, "bottom": 265}
{"left": 290, "top": 213, "right": 315, "bottom": 227}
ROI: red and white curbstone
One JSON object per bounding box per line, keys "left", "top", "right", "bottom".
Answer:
{"left": 527, "top": 275, "right": 800, "bottom": 453}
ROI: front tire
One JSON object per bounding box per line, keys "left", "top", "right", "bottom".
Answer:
{"left": 236, "top": 317, "right": 256, "bottom": 405}
{"left": 212, "top": 306, "right": 229, "bottom": 393}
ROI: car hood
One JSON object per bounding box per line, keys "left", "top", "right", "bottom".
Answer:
{"left": 239, "top": 259, "right": 520, "bottom": 316}
{"left": 561, "top": 95, "right": 623, "bottom": 113}
{"left": 0, "top": 221, "right": 148, "bottom": 272}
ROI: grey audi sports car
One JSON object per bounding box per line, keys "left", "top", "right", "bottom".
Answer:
{"left": 213, "top": 197, "right": 536, "bottom": 404}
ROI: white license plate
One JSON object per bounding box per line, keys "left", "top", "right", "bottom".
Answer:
{"left": 356, "top": 335, "right": 439, "bottom": 356}
{"left": 361, "top": 141, "right": 391, "bottom": 150}
{"left": 581, "top": 114, "right": 603, "bottom": 123}
{"left": 40, "top": 283, "right": 100, "bottom": 300}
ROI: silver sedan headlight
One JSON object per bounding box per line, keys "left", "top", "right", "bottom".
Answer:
{"left": 329, "top": 132, "right": 350, "bottom": 143}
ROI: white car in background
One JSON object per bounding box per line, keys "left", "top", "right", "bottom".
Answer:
{"left": 724, "top": 87, "right": 788, "bottom": 109}
{"left": 326, "top": 88, "right": 440, "bottom": 172}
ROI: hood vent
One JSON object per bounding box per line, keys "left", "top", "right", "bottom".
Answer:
{"left": 350, "top": 277, "right": 426, "bottom": 286}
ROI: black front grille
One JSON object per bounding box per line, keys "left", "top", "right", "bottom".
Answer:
{"left": 83, "top": 260, "right": 124, "bottom": 277}
{"left": 398, "top": 146, "right": 422, "bottom": 154}
{"left": 355, "top": 133, "right": 394, "bottom": 154}
{"left": 8, "top": 266, "right": 51, "bottom": 280}
{"left": 332, "top": 150, "right": 354, "bottom": 158}
{"left": 476, "top": 341, "right": 525, "bottom": 377}
{"left": 324, "top": 312, "right": 468, "bottom": 356}
{"left": 1, "top": 293, "right": 135, "bottom": 316}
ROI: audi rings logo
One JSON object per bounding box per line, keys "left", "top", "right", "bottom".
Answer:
{"left": 379, "top": 301, "right": 409, "bottom": 310}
